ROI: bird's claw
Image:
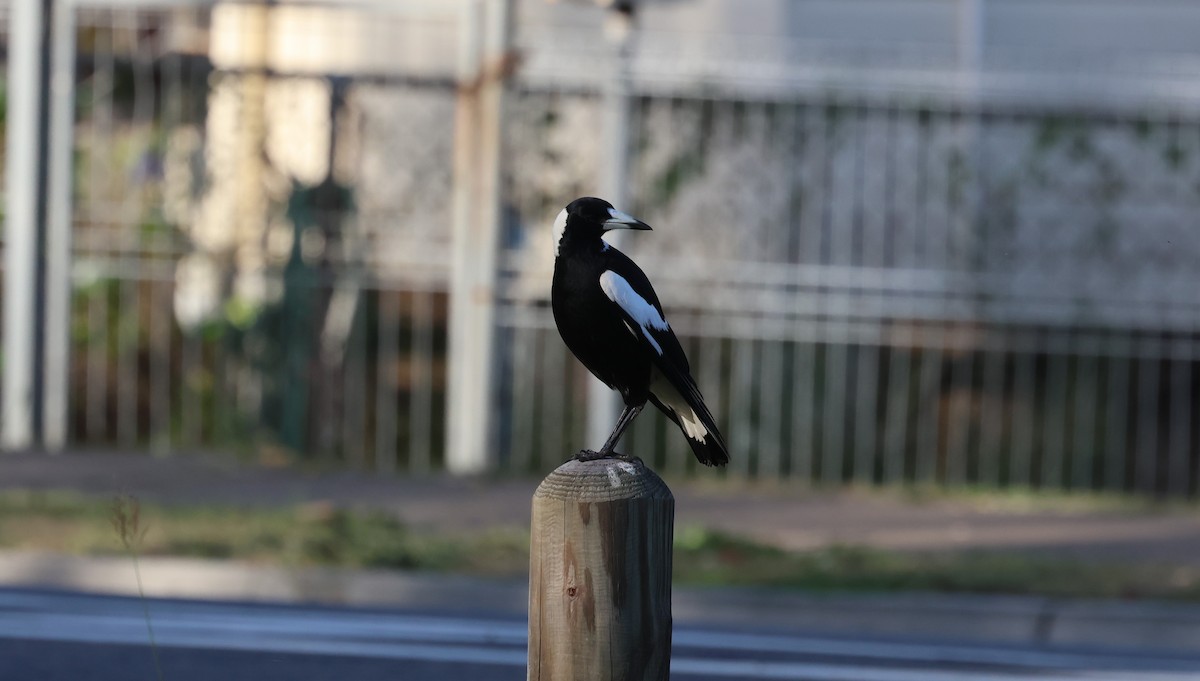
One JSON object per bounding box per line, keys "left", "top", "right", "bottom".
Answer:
{"left": 574, "top": 449, "right": 613, "bottom": 462}
{"left": 573, "top": 449, "right": 641, "bottom": 464}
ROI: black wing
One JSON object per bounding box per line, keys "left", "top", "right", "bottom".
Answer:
{"left": 600, "top": 252, "right": 729, "bottom": 466}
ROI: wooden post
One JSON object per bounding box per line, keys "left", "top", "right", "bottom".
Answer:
{"left": 528, "top": 458, "right": 674, "bottom": 681}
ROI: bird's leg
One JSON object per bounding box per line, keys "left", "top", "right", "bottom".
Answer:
{"left": 598, "top": 403, "right": 643, "bottom": 455}
{"left": 576, "top": 404, "right": 644, "bottom": 462}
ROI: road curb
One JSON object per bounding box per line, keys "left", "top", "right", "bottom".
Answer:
{"left": 2, "top": 550, "right": 1199, "bottom": 653}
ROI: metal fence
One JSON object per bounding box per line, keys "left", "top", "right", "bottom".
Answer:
{"left": 496, "top": 90, "right": 1200, "bottom": 496}
{"left": 9, "top": 0, "right": 464, "bottom": 469}
{"left": 4, "top": 0, "right": 1200, "bottom": 496}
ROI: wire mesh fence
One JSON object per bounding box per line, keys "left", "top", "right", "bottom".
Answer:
{"left": 5, "top": 0, "right": 1200, "bottom": 495}
{"left": 496, "top": 89, "right": 1200, "bottom": 494}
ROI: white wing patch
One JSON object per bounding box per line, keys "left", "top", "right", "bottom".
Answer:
{"left": 552, "top": 208, "right": 569, "bottom": 256}
{"left": 599, "top": 270, "right": 669, "bottom": 355}
{"left": 651, "top": 369, "right": 709, "bottom": 442}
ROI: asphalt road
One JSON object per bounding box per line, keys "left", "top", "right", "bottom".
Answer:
{"left": 2, "top": 589, "right": 1200, "bottom": 681}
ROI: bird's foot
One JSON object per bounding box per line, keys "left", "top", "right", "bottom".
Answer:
{"left": 574, "top": 449, "right": 615, "bottom": 462}
{"left": 573, "top": 449, "right": 642, "bottom": 465}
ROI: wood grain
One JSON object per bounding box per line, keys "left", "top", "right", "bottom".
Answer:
{"left": 528, "top": 458, "right": 674, "bottom": 681}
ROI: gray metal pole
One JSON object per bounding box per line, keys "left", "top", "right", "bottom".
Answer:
{"left": 957, "top": 0, "right": 985, "bottom": 76}
{"left": 3, "top": 0, "right": 48, "bottom": 450}
{"left": 446, "top": 0, "right": 511, "bottom": 474}
{"left": 42, "top": 0, "right": 78, "bottom": 451}
{"left": 585, "top": 6, "right": 635, "bottom": 452}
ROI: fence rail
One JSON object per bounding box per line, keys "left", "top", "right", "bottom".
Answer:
{"left": 2, "top": 0, "right": 1199, "bottom": 497}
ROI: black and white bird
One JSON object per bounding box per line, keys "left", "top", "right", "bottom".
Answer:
{"left": 551, "top": 197, "right": 729, "bottom": 467}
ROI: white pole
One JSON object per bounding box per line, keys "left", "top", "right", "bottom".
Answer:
{"left": 957, "top": 0, "right": 985, "bottom": 77}
{"left": 446, "top": 0, "right": 510, "bottom": 474}
{"left": 3, "top": 0, "right": 48, "bottom": 451}
{"left": 586, "top": 6, "right": 635, "bottom": 452}
{"left": 43, "top": 0, "right": 78, "bottom": 451}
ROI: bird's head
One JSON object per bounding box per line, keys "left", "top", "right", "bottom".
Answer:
{"left": 553, "top": 196, "right": 651, "bottom": 256}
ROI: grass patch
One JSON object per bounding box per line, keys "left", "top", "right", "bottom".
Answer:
{"left": 1, "top": 491, "right": 1198, "bottom": 601}
{"left": 0, "top": 491, "right": 526, "bottom": 573}
{"left": 672, "top": 527, "right": 1200, "bottom": 600}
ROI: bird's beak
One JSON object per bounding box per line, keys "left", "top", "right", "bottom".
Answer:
{"left": 603, "top": 207, "right": 652, "bottom": 231}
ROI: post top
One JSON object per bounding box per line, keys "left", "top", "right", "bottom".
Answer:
{"left": 534, "top": 457, "right": 673, "bottom": 503}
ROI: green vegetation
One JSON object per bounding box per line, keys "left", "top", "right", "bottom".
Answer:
{"left": 1, "top": 490, "right": 1197, "bottom": 601}
{"left": 0, "top": 491, "right": 526, "bottom": 575}
{"left": 674, "top": 527, "right": 1200, "bottom": 600}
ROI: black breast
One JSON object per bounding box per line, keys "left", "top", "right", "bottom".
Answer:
{"left": 551, "top": 250, "right": 653, "bottom": 404}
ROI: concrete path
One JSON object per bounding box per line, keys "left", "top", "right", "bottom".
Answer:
{"left": 4, "top": 551, "right": 1200, "bottom": 654}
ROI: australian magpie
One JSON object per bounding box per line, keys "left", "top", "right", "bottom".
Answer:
{"left": 550, "top": 197, "right": 729, "bottom": 467}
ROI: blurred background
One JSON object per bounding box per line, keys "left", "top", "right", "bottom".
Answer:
{"left": 3, "top": 1, "right": 1200, "bottom": 678}
{"left": 4, "top": 0, "right": 1200, "bottom": 494}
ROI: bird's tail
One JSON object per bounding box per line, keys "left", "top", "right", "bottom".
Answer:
{"left": 648, "top": 391, "right": 729, "bottom": 467}
{"left": 683, "top": 428, "right": 729, "bottom": 467}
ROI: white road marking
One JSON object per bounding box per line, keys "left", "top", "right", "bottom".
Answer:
{"left": 0, "top": 593, "right": 1196, "bottom": 680}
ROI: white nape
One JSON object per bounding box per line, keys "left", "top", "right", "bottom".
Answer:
{"left": 551, "top": 208, "right": 569, "bottom": 256}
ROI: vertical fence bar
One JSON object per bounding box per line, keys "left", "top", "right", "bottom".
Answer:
{"left": 117, "top": 278, "right": 139, "bottom": 446}
{"left": 882, "top": 340, "right": 912, "bottom": 484}
{"left": 790, "top": 338, "right": 817, "bottom": 482}
{"left": 43, "top": 0, "right": 78, "bottom": 451}
{"left": 1134, "top": 350, "right": 1161, "bottom": 493}
{"left": 976, "top": 348, "right": 1006, "bottom": 487}
{"left": 539, "top": 330, "right": 568, "bottom": 470}
{"left": 945, "top": 348, "right": 974, "bottom": 485}
{"left": 1071, "top": 354, "right": 1099, "bottom": 490}
{"left": 729, "top": 338, "right": 755, "bottom": 477}
{"left": 179, "top": 325, "right": 202, "bottom": 447}
{"left": 821, "top": 342, "right": 847, "bottom": 483}
{"left": 911, "top": 110, "right": 939, "bottom": 483}
{"left": 1009, "top": 342, "right": 1036, "bottom": 487}
{"left": 343, "top": 301, "right": 366, "bottom": 467}
{"left": 149, "top": 282, "right": 172, "bottom": 452}
{"left": 508, "top": 322, "right": 537, "bottom": 472}
{"left": 914, "top": 342, "right": 942, "bottom": 483}
{"left": 788, "top": 102, "right": 822, "bottom": 482}
{"left": 1167, "top": 351, "right": 1191, "bottom": 497}
{"left": 881, "top": 105, "right": 917, "bottom": 485}
{"left": 409, "top": 290, "right": 434, "bottom": 472}
{"left": 375, "top": 290, "right": 399, "bottom": 473}
{"left": 758, "top": 339, "right": 785, "bottom": 479}
{"left": 853, "top": 343, "right": 879, "bottom": 484}
{"left": 1104, "top": 346, "right": 1132, "bottom": 491}
{"left": 86, "top": 288, "right": 108, "bottom": 440}
{"left": 853, "top": 107, "right": 885, "bottom": 485}
{"left": 821, "top": 100, "right": 854, "bottom": 483}
{"left": 1041, "top": 343, "right": 1069, "bottom": 489}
